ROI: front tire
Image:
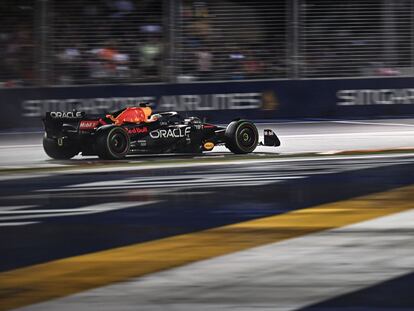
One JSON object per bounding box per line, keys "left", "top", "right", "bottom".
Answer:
{"left": 43, "top": 134, "right": 79, "bottom": 160}
{"left": 225, "top": 120, "right": 259, "bottom": 154}
{"left": 96, "top": 126, "right": 130, "bottom": 160}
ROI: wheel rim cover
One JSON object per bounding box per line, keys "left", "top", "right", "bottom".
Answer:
{"left": 110, "top": 132, "right": 127, "bottom": 153}
{"left": 238, "top": 126, "right": 255, "bottom": 148}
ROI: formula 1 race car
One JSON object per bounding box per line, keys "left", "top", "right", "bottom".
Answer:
{"left": 42, "top": 104, "right": 280, "bottom": 160}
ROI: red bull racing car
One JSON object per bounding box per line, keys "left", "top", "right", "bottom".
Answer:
{"left": 42, "top": 104, "right": 280, "bottom": 160}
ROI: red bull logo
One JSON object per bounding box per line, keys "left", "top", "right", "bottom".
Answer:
{"left": 126, "top": 127, "right": 148, "bottom": 135}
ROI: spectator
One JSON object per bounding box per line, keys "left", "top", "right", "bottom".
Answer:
{"left": 137, "top": 36, "right": 163, "bottom": 78}
{"left": 107, "top": 0, "right": 135, "bottom": 18}
{"left": 89, "top": 40, "right": 131, "bottom": 81}
{"left": 228, "top": 49, "right": 245, "bottom": 80}
{"left": 3, "top": 28, "right": 34, "bottom": 86}
{"left": 56, "top": 42, "right": 86, "bottom": 85}
{"left": 196, "top": 46, "right": 212, "bottom": 79}
{"left": 242, "top": 51, "right": 264, "bottom": 79}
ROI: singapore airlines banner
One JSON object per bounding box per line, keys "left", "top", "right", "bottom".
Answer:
{"left": 1, "top": 77, "right": 414, "bottom": 128}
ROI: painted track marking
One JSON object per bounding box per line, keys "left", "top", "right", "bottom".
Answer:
{"left": 331, "top": 120, "right": 414, "bottom": 127}
{"left": 20, "top": 208, "right": 414, "bottom": 311}
{"left": 0, "top": 222, "right": 38, "bottom": 227}
{"left": 0, "top": 202, "right": 157, "bottom": 222}
{"left": 0, "top": 184, "right": 413, "bottom": 310}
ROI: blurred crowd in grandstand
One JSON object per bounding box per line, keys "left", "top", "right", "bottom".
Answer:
{"left": 0, "top": 2, "right": 35, "bottom": 87}
{"left": 0, "top": 0, "right": 165, "bottom": 87}
{"left": 0, "top": 0, "right": 410, "bottom": 87}
{"left": 178, "top": 1, "right": 280, "bottom": 82}
{"left": 0, "top": 28, "right": 34, "bottom": 87}
{"left": 53, "top": 0, "right": 165, "bottom": 85}
{"left": 0, "top": 0, "right": 284, "bottom": 87}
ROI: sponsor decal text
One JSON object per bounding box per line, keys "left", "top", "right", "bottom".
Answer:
{"left": 337, "top": 88, "right": 414, "bottom": 106}
{"left": 150, "top": 127, "right": 191, "bottom": 139}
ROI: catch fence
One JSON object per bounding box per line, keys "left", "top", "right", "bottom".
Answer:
{"left": 1, "top": 0, "right": 413, "bottom": 87}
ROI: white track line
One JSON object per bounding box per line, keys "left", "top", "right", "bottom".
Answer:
{"left": 279, "top": 130, "right": 414, "bottom": 138}
{"left": 0, "top": 221, "right": 39, "bottom": 227}
{"left": 0, "top": 144, "right": 42, "bottom": 149}
{"left": 331, "top": 120, "right": 414, "bottom": 127}
{"left": 0, "top": 205, "right": 38, "bottom": 211}
{"left": 256, "top": 121, "right": 338, "bottom": 125}
{"left": 0, "top": 153, "right": 413, "bottom": 183}
{"left": 0, "top": 131, "right": 42, "bottom": 135}
{"left": 0, "top": 201, "right": 158, "bottom": 221}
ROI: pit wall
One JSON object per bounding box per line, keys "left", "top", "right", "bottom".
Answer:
{"left": 1, "top": 77, "right": 414, "bottom": 129}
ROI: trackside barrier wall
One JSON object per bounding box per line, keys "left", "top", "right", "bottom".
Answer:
{"left": 1, "top": 78, "right": 414, "bottom": 129}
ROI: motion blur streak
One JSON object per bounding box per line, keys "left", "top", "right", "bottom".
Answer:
{"left": 1, "top": 184, "right": 413, "bottom": 311}
{"left": 20, "top": 205, "right": 414, "bottom": 311}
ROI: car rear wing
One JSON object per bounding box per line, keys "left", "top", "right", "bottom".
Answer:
{"left": 259, "top": 129, "right": 281, "bottom": 147}
{"left": 43, "top": 111, "right": 86, "bottom": 131}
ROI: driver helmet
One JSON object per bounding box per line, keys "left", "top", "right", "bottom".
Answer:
{"left": 150, "top": 113, "right": 162, "bottom": 122}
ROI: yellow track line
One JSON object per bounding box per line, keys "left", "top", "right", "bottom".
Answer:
{"left": 1, "top": 185, "right": 414, "bottom": 310}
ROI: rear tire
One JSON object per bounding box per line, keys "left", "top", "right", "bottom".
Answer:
{"left": 96, "top": 127, "right": 130, "bottom": 160}
{"left": 43, "top": 134, "right": 79, "bottom": 160}
{"left": 225, "top": 120, "right": 259, "bottom": 154}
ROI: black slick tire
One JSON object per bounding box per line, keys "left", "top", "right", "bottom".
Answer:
{"left": 96, "top": 126, "right": 130, "bottom": 160}
{"left": 43, "top": 134, "right": 79, "bottom": 160}
{"left": 225, "top": 120, "right": 259, "bottom": 154}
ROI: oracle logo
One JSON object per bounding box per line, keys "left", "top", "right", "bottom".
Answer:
{"left": 50, "top": 111, "right": 83, "bottom": 118}
{"left": 149, "top": 127, "right": 191, "bottom": 139}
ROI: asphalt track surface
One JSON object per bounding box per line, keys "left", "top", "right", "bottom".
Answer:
{"left": 1, "top": 119, "right": 414, "bottom": 311}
